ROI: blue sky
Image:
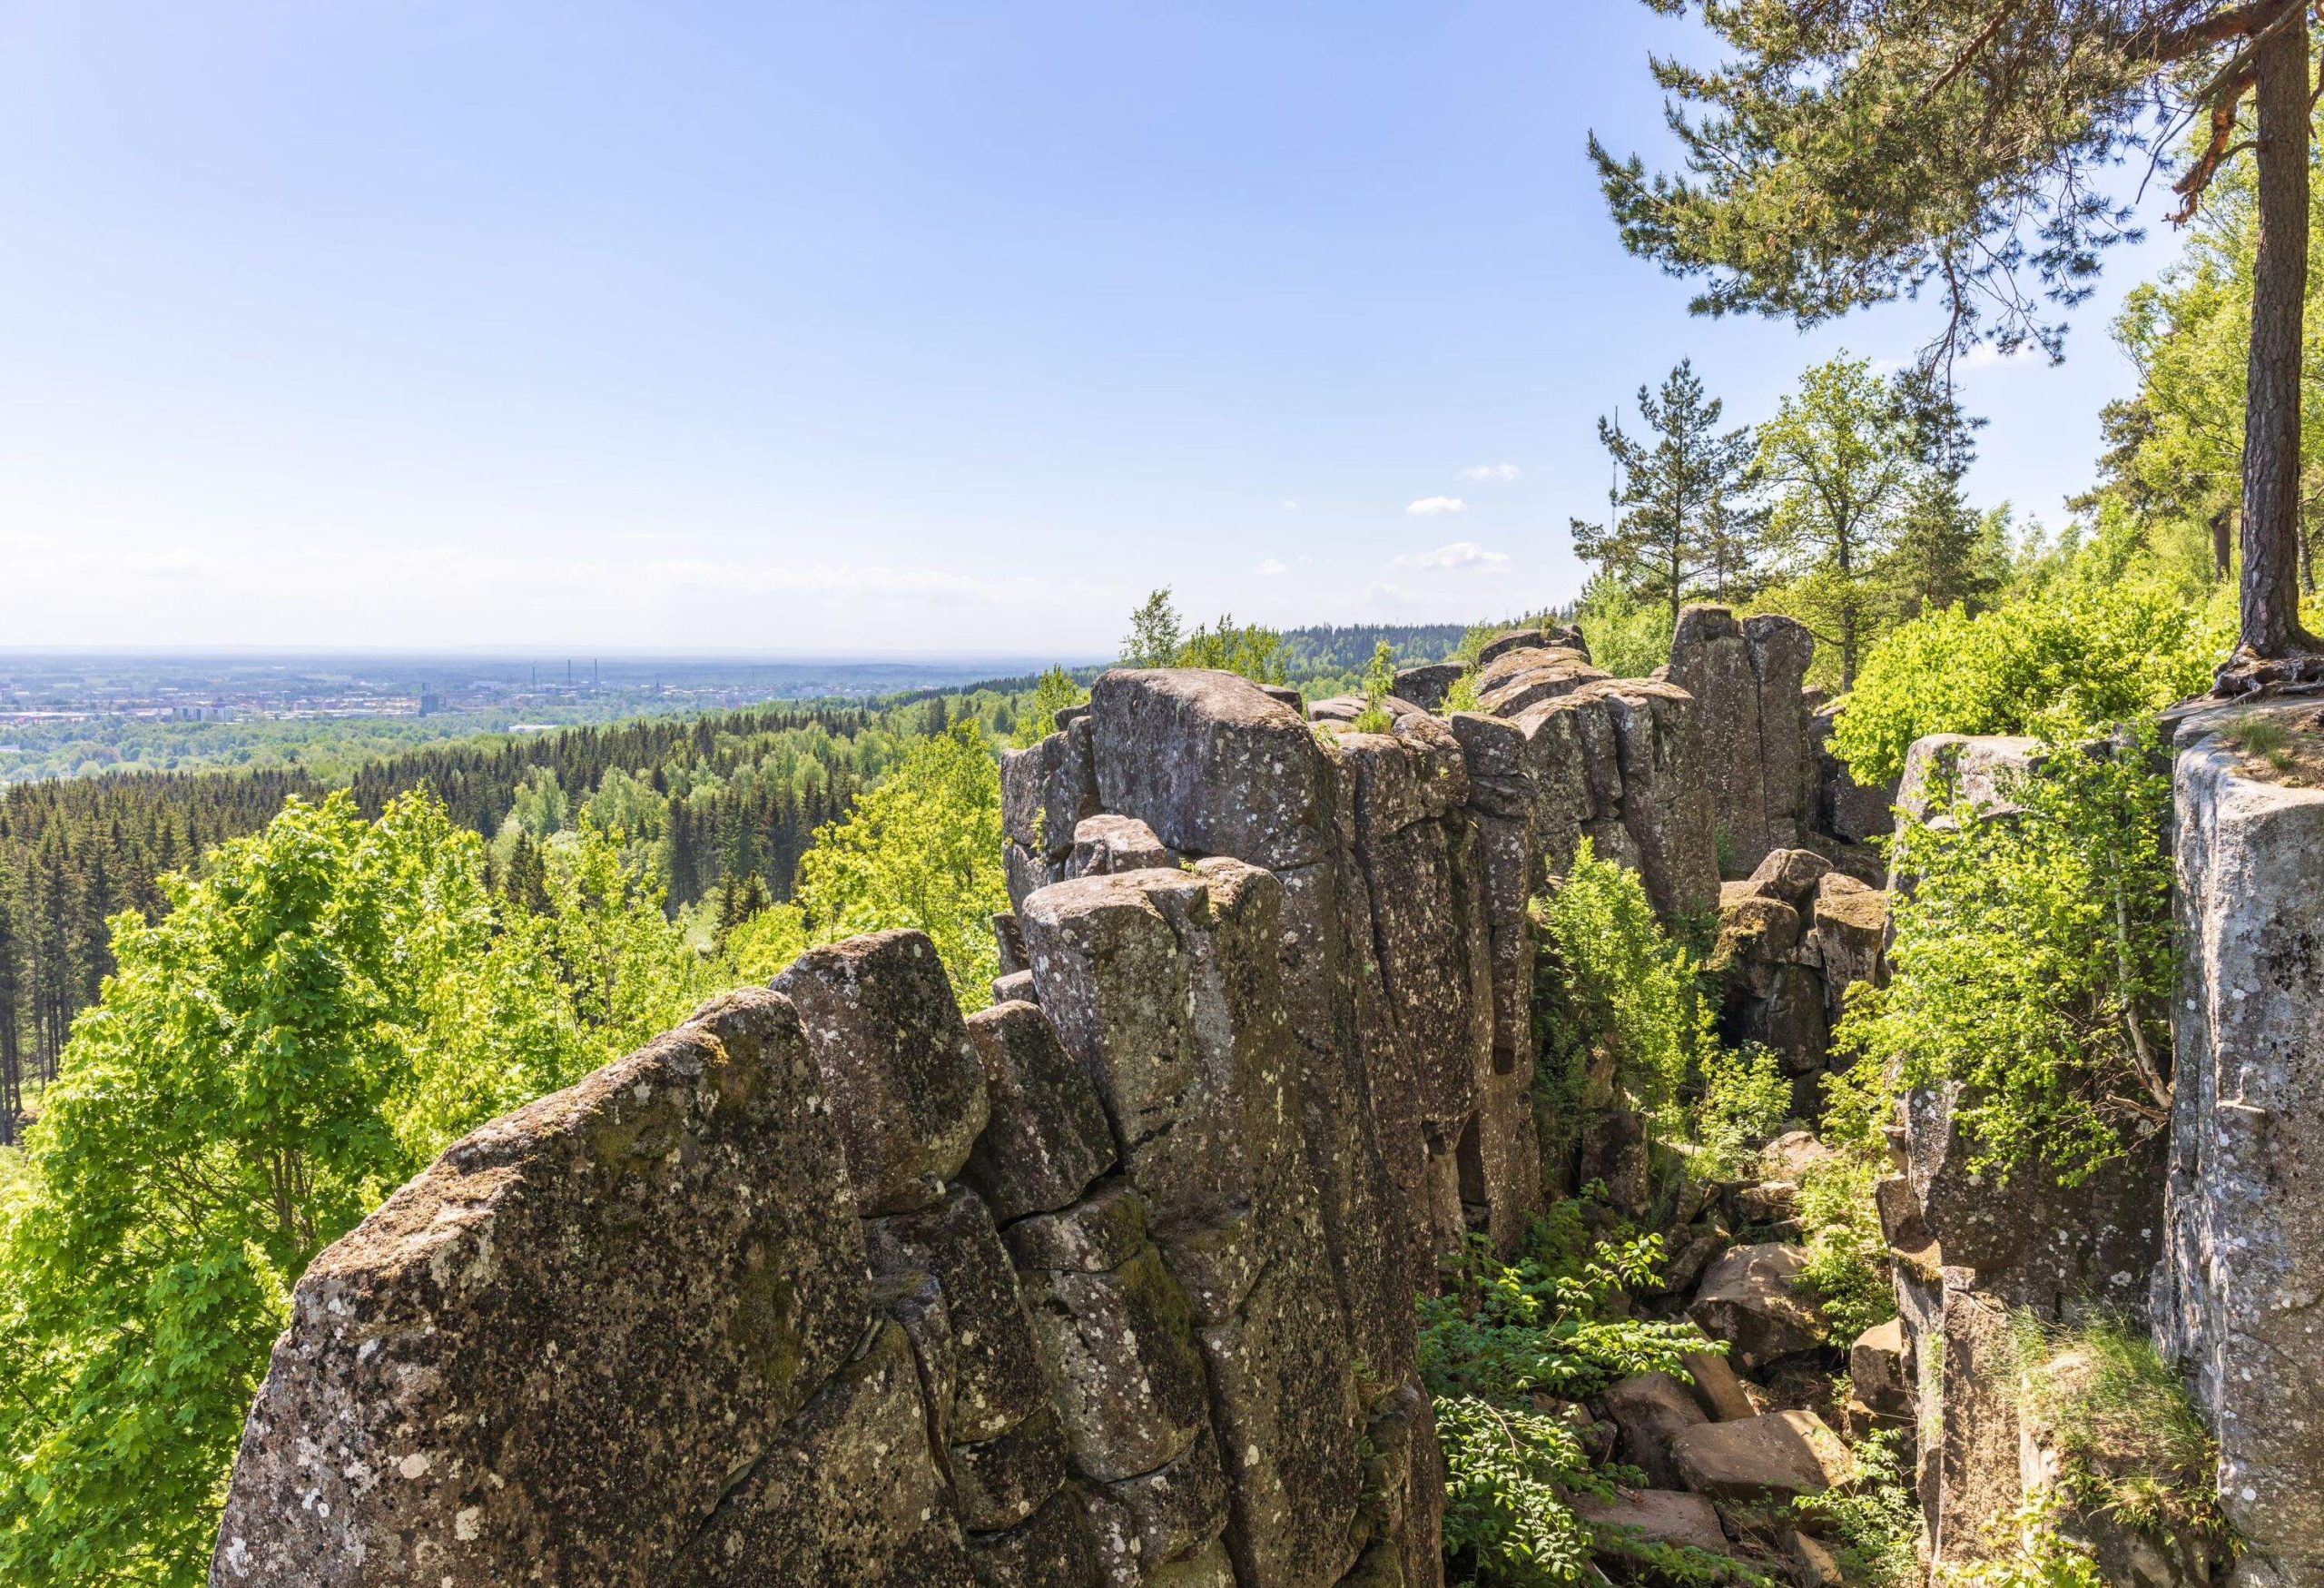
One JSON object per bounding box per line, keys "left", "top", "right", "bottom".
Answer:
{"left": 0, "top": 1, "right": 2186, "bottom": 657}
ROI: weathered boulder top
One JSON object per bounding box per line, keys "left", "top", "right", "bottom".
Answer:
{"left": 1087, "top": 666, "right": 1330, "bottom": 871}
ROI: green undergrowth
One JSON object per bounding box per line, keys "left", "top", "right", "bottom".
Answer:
{"left": 1835, "top": 729, "right": 2173, "bottom": 1189}
{"left": 2009, "top": 1312, "right": 2228, "bottom": 1558}
{"left": 1423, "top": 1221, "right": 1769, "bottom": 1586}
{"left": 1792, "top": 1429, "right": 1923, "bottom": 1585}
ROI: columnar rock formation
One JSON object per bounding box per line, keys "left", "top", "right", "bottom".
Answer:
{"left": 2160, "top": 697, "right": 2324, "bottom": 1588}
{"left": 208, "top": 621, "right": 1892, "bottom": 1588}
{"left": 1667, "top": 607, "right": 1817, "bottom": 874}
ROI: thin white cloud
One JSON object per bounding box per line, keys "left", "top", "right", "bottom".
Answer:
{"left": 1394, "top": 541, "right": 1510, "bottom": 572}
{"left": 1255, "top": 557, "right": 1289, "bottom": 577}
{"left": 1460, "top": 463, "right": 1521, "bottom": 482}
{"left": 1959, "top": 341, "right": 2041, "bottom": 370}
{"left": 1281, "top": 499, "right": 1300, "bottom": 510}
{"left": 1406, "top": 496, "right": 1466, "bottom": 517}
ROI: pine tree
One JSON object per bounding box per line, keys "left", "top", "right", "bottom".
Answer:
{"left": 1590, "top": 0, "right": 2322, "bottom": 666}
{"left": 1570, "top": 360, "right": 1763, "bottom": 623}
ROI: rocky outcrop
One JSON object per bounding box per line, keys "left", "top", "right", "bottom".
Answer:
{"left": 1667, "top": 607, "right": 1817, "bottom": 874}
{"left": 2159, "top": 698, "right": 2324, "bottom": 1588}
{"left": 212, "top": 643, "right": 1861, "bottom": 1588}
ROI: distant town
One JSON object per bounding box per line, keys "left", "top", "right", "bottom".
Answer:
{"left": 0, "top": 652, "right": 1073, "bottom": 783}
{"left": 0, "top": 652, "right": 1061, "bottom": 730}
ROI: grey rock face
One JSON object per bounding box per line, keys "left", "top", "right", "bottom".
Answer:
{"left": 864, "top": 1186, "right": 1049, "bottom": 1445}
{"left": 1021, "top": 861, "right": 1366, "bottom": 1588}
{"left": 675, "top": 1319, "right": 979, "bottom": 1586}
{"left": 211, "top": 991, "right": 872, "bottom": 1588}
{"left": 1003, "top": 715, "right": 1101, "bottom": 862}
{"left": 1667, "top": 607, "right": 1818, "bottom": 873}
{"left": 1068, "top": 814, "right": 1177, "bottom": 878}
{"left": 2160, "top": 703, "right": 2324, "bottom": 1586}
{"left": 1392, "top": 661, "right": 1466, "bottom": 712}
{"left": 966, "top": 1487, "right": 1100, "bottom": 1587}
{"left": 773, "top": 929, "right": 990, "bottom": 1214}
{"left": 962, "top": 1000, "right": 1118, "bottom": 1222}
{"left": 1088, "top": 668, "right": 1330, "bottom": 871}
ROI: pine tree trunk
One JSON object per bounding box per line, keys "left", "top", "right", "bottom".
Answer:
{"left": 2239, "top": 5, "right": 2317, "bottom": 657}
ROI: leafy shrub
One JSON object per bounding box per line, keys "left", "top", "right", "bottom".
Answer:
{"left": 1010, "top": 666, "right": 1090, "bottom": 747}
{"left": 1793, "top": 1148, "right": 1896, "bottom": 1341}
{"left": 1423, "top": 1230, "right": 1752, "bottom": 1586}
{"left": 1935, "top": 1489, "right": 2106, "bottom": 1588}
{"left": 1571, "top": 574, "right": 1674, "bottom": 681}
{"left": 1691, "top": 1044, "right": 1793, "bottom": 1178}
{"left": 1833, "top": 572, "right": 2226, "bottom": 785}
{"left": 1794, "top": 1429, "right": 1924, "bottom": 1586}
{"left": 1534, "top": 841, "right": 1713, "bottom": 1132}
{"left": 1836, "top": 732, "right": 2173, "bottom": 1186}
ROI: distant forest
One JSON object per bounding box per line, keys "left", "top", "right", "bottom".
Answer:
{"left": 0, "top": 625, "right": 1493, "bottom": 1142}
{"left": 0, "top": 698, "right": 968, "bottom": 1140}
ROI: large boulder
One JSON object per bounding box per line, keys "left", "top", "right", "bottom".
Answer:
{"left": 1392, "top": 661, "right": 1466, "bottom": 712}
{"left": 1086, "top": 668, "right": 1330, "bottom": 871}
{"left": 212, "top": 991, "right": 878, "bottom": 1587}
{"left": 1669, "top": 1411, "right": 1851, "bottom": 1503}
{"left": 1604, "top": 1373, "right": 1709, "bottom": 1489}
{"left": 1689, "top": 1244, "right": 1826, "bottom": 1371}
{"left": 773, "top": 930, "right": 990, "bottom": 1215}
{"left": 1569, "top": 1489, "right": 1729, "bottom": 1555}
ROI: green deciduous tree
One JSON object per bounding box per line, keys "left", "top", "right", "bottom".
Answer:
{"left": 1590, "top": 0, "right": 2321, "bottom": 667}
{"left": 1121, "top": 587, "right": 1185, "bottom": 668}
{"left": 794, "top": 721, "right": 1009, "bottom": 1011}
{"left": 0, "top": 791, "right": 715, "bottom": 1585}
{"left": 1571, "top": 360, "right": 1765, "bottom": 623}
{"left": 1754, "top": 355, "right": 1921, "bottom": 687}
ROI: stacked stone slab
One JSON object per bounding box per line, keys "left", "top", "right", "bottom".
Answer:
{"left": 1709, "top": 847, "right": 1889, "bottom": 1115}
{"left": 1876, "top": 734, "right": 2167, "bottom": 1573}
{"left": 2159, "top": 698, "right": 2324, "bottom": 1588}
